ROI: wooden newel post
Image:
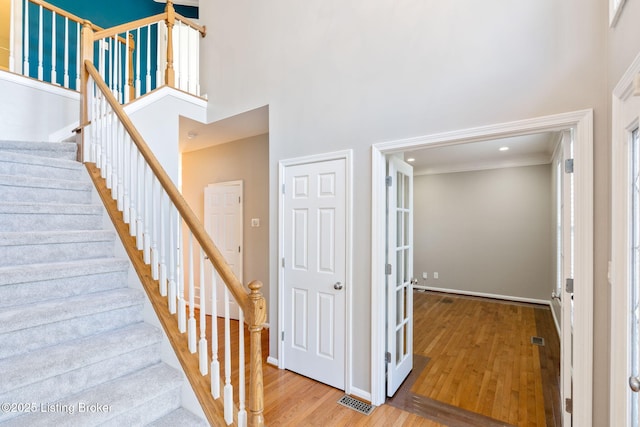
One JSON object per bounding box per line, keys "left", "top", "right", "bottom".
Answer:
{"left": 127, "top": 33, "right": 135, "bottom": 102}
{"left": 79, "top": 21, "right": 94, "bottom": 162}
{"left": 164, "top": 0, "right": 175, "bottom": 88}
{"left": 247, "top": 280, "right": 266, "bottom": 427}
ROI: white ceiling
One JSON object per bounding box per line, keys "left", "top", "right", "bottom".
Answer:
{"left": 179, "top": 105, "right": 269, "bottom": 153}
{"left": 404, "top": 132, "right": 560, "bottom": 175}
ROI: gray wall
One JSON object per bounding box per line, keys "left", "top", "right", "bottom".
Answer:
{"left": 414, "top": 165, "right": 553, "bottom": 301}
{"left": 181, "top": 134, "right": 270, "bottom": 294}
{"left": 200, "top": 0, "right": 608, "bottom": 416}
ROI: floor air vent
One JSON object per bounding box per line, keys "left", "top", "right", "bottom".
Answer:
{"left": 337, "top": 395, "right": 374, "bottom": 415}
{"left": 531, "top": 336, "right": 545, "bottom": 346}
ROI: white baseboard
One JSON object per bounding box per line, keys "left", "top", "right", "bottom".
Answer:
{"left": 416, "top": 285, "right": 550, "bottom": 306}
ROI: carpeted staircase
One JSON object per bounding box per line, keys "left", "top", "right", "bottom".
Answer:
{"left": 0, "top": 140, "right": 207, "bottom": 426}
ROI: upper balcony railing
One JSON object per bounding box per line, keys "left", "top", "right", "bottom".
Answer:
{"left": 7, "top": 0, "right": 205, "bottom": 101}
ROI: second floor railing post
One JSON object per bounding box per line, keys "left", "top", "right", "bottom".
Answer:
{"left": 127, "top": 33, "right": 135, "bottom": 102}
{"left": 247, "top": 280, "right": 266, "bottom": 427}
{"left": 80, "top": 20, "right": 94, "bottom": 161}
{"left": 164, "top": 0, "right": 175, "bottom": 88}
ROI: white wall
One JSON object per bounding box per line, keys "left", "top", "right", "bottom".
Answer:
{"left": 199, "top": 0, "right": 608, "bottom": 414}
{"left": 414, "top": 165, "right": 552, "bottom": 302}
{"left": 0, "top": 71, "right": 79, "bottom": 141}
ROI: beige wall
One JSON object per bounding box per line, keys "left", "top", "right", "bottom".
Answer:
{"left": 414, "top": 165, "right": 553, "bottom": 301}
{"left": 200, "top": 0, "right": 608, "bottom": 413}
{"left": 181, "top": 134, "right": 270, "bottom": 295}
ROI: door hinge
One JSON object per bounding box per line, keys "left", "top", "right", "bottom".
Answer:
{"left": 565, "top": 397, "right": 573, "bottom": 414}
{"left": 281, "top": 331, "right": 285, "bottom": 341}
{"left": 565, "top": 158, "right": 574, "bottom": 174}
{"left": 385, "top": 175, "right": 392, "bottom": 186}
{"left": 238, "top": 246, "right": 241, "bottom": 253}
{"left": 238, "top": 196, "right": 241, "bottom": 203}
{"left": 385, "top": 264, "right": 392, "bottom": 275}
{"left": 566, "top": 278, "right": 574, "bottom": 293}
{"left": 282, "top": 257, "right": 285, "bottom": 268}
{"left": 385, "top": 352, "right": 391, "bottom": 363}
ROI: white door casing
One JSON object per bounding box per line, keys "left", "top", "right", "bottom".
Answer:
{"left": 386, "top": 156, "right": 414, "bottom": 397}
{"left": 204, "top": 181, "right": 243, "bottom": 319}
{"left": 278, "top": 151, "right": 352, "bottom": 392}
{"left": 371, "top": 110, "right": 593, "bottom": 427}
{"left": 561, "top": 131, "right": 574, "bottom": 427}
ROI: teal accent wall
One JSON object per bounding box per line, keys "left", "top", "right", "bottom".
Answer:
{"left": 47, "top": 0, "right": 198, "bottom": 28}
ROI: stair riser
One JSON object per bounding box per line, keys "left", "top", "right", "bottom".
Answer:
{"left": 101, "top": 387, "right": 181, "bottom": 427}
{"left": 0, "top": 160, "right": 84, "bottom": 181}
{"left": 0, "top": 212, "right": 103, "bottom": 232}
{"left": 0, "top": 344, "right": 161, "bottom": 423}
{"left": 0, "top": 270, "right": 128, "bottom": 308}
{"left": 0, "top": 148, "right": 77, "bottom": 161}
{"left": 0, "top": 239, "right": 114, "bottom": 266}
{"left": 0, "top": 305, "right": 143, "bottom": 359}
{"left": 0, "top": 185, "right": 92, "bottom": 204}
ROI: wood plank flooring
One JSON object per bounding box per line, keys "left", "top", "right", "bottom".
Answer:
{"left": 196, "top": 290, "right": 560, "bottom": 426}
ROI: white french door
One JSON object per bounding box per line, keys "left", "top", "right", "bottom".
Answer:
{"left": 204, "top": 181, "right": 243, "bottom": 319}
{"left": 282, "top": 158, "right": 347, "bottom": 390}
{"left": 386, "top": 156, "right": 413, "bottom": 397}
{"left": 611, "top": 52, "right": 640, "bottom": 427}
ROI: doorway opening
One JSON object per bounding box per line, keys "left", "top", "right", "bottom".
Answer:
{"left": 371, "top": 110, "right": 593, "bottom": 427}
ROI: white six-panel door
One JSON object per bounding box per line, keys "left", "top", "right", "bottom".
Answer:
{"left": 283, "top": 158, "right": 346, "bottom": 389}
{"left": 204, "top": 181, "right": 243, "bottom": 319}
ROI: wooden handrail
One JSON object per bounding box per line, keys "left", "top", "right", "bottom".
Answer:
{"left": 84, "top": 60, "right": 250, "bottom": 312}
{"left": 92, "top": 14, "right": 166, "bottom": 41}
{"left": 175, "top": 13, "right": 206, "bottom": 37}
{"left": 30, "top": 0, "right": 103, "bottom": 31}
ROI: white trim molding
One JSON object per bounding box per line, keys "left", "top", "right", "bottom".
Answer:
{"left": 611, "top": 50, "right": 640, "bottom": 427}
{"left": 371, "top": 109, "right": 593, "bottom": 427}
{"left": 277, "top": 149, "right": 354, "bottom": 394}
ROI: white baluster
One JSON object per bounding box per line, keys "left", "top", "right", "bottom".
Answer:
{"left": 129, "top": 140, "right": 138, "bottom": 237}
{"left": 75, "top": 22, "right": 80, "bottom": 89}
{"left": 224, "top": 286, "right": 233, "bottom": 424}
{"left": 111, "top": 120, "right": 119, "bottom": 201}
{"left": 151, "top": 176, "right": 159, "bottom": 280}
{"left": 136, "top": 151, "right": 144, "bottom": 250}
{"left": 174, "top": 21, "right": 180, "bottom": 90}
{"left": 105, "top": 105, "right": 112, "bottom": 188}
{"left": 63, "top": 17, "right": 69, "bottom": 88}
{"left": 195, "top": 28, "right": 200, "bottom": 96}
{"left": 135, "top": 27, "right": 141, "bottom": 98}
{"left": 50, "top": 11, "right": 56, "bottom": 85}
{"left": 123, "top": 134, "right": 130, "bottom": 224}
{"left": 143, "top": 164, "right": 151, "bottom": 264}
{"left": 124, "top": 30, "right": 130, "bottom": 103}
{"left": 117, "top": 123, "right": 125, "bottom": 210}
{"left": 168, "top": 206, "right": 177, "bottom": 314}
{"left": 210, "top": 264, "right": 220, "bottom": 399}
{"left": 108, "top": 37, "right": 114, "bottom": 95}
{"left": 23, "top": 0, "right": 29, "bottom": 76}
{"left": 159, "top": 190, "right": 167, "bottom": 296}
{"left": 199, "top": 248, "right": 208, "bottom": 375}
{"left": 238, "top": 307, "right": 247, "bottom": 427}
{"left": 9, "top": 0, "right": 15, "bottom": 72}
{"left": 37, "top": 4, "right": 42, "bottom": 80}
{"left": 156, "top": 21, "right": 163, "bottom": 87}
{"left": 146, "top": 24, "right": 151, "bottom": 92}
{"left": 114, "top": 37, "right": 120, "bottom": 102}
{"left": 178, "top": 214, "right": 186, "bottom": 333}
{"left": 188, "top": 232, "right": 196, "bottom": 353}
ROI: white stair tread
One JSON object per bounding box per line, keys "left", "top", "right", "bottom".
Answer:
{"left": 0, "top": 202, "right": 103, "bottom": 214}
{"left": 0, "top": 258, "right": 128, "bottom": 286}
{"left": 0, "top": 229, "right": 114, "bottom": 246}
{"left": 0, "top": 173, "right": 92, "bottom": 191}
{"left": 0, "top": 288, "right": 144, "bottom": 334}
{"left": 148, "top": 408, "right": 209, "bottom": 427}
{"left": 0, "top": 323, "right": 161, "bottom": 393}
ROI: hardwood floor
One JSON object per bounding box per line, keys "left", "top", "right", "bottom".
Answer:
{"left": 196, "top": 290, "right": 560, "bottom": 426}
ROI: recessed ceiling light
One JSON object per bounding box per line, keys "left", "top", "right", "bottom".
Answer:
{"left": 407, "top": 157, "right": 416, "bottom": 162}
{"left": 499, "top": 146, "right": 509, "bottom": 151}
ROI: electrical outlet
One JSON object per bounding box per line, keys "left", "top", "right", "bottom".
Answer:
{"left": 434, "top": 272, "right": 439, "bottom": 279}
{"left": 251, "top": 218, "right": 260, "bottom": 227}
{"left": 422, "top": 272, "right": 427, "bottom": 279}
